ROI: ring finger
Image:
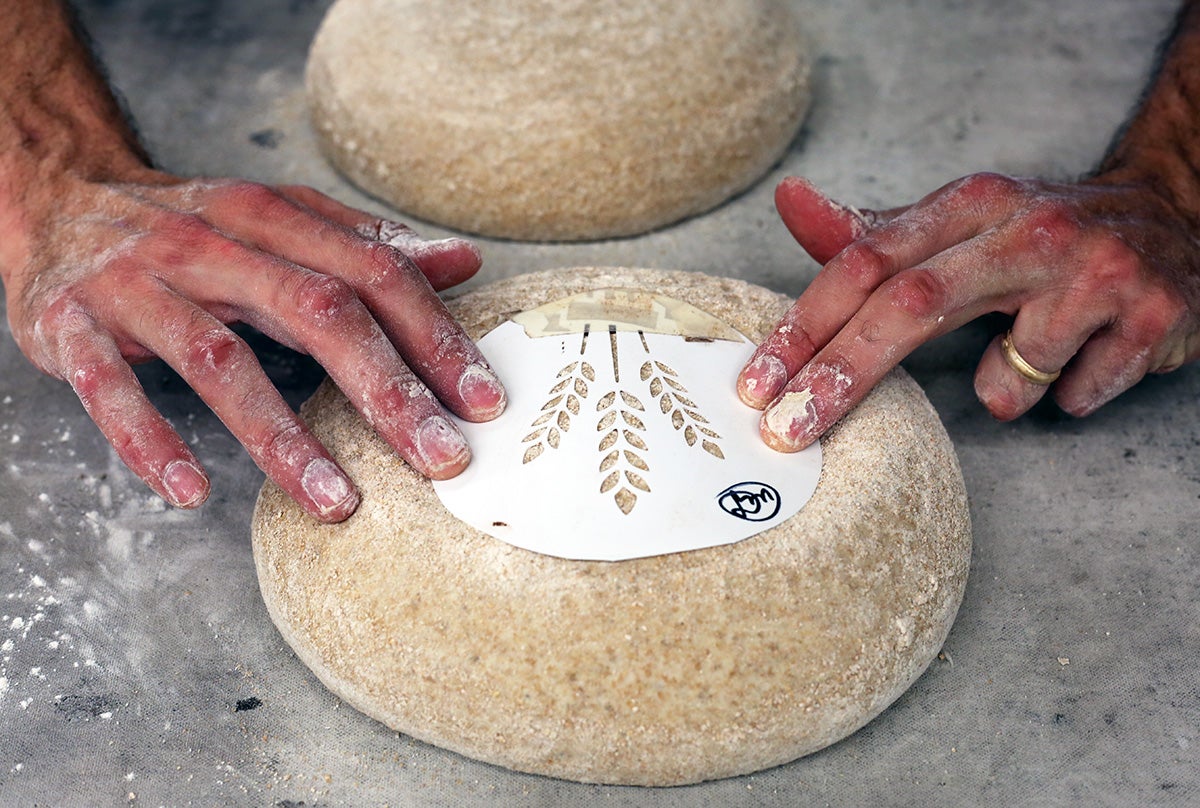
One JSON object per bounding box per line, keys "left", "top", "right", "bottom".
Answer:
{"left": 973, "top": 300, "right": 1109, "bottom": 421}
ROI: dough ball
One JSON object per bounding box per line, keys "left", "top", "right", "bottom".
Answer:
{"left": 305, "top": 1, "right": 813, "bottom": 240}
{"left": 252, "top": 268, "right": 972, "bottom": 785}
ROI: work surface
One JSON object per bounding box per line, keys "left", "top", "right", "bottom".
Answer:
{"left": 1, "top": 1, "right": 1196, "bottom": 805}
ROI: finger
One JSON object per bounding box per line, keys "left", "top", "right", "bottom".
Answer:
{"left": 276, "top": 183, "right": 482, "bottom": 291}
{"left": 739, "top": 177, "right": 877, "bottom": 409}
{"left": 151, "top": 240, "right": 479, "bottom": 478}
{"left": 757, "top": 231, "right": 1046, "bottom": 451}
{"left": 741, "top": 176, "right": 1022, "bottom": 409}
{"left": 774, "top": 176, "right": 879, "bottom": 265}
{"left": 1049, "top": 290, "right": 1189, "bottom": 416}
{"left": 37, "top": 308, "right": 211, "bottom": 509}
{"left": 248, "top": 266, "right": 477, "bottom": 478}
{"left": 1050, "top": 328, "right": 1156, "bottom": 418}
{"left": 974, "top": 297, "right": 1116, "bottom": 422}
{"left": 109, "top": 288, "right": 362, "bottom": 522}
{"left": 143, "top": 208, "right": 505, "bottom": 424}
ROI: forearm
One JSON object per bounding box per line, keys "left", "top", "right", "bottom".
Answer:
{"left": 1098, "top": 0, "right": 1200, "bottom": 222}
{"left": 0, "top": 1, "right": 149, "bottom": 283}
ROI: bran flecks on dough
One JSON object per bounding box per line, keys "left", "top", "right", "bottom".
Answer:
{"left": 251, "top": 267, "right": 972, "bottom": 787}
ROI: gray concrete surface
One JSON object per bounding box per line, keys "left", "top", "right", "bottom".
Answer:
{"left": 1, "top": 1, "right": 1197, "bottom": 805}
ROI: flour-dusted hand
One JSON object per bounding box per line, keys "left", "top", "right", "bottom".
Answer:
{"left": 9, "top": 174, "right": 505, "bottom": 520}
{"left": 737, "top": 173, "right": 1200, "bottom": 450}
{"left": 739, "top": 1, "right": 1200, "bottom": 451}
{"left": 0, "top": 2, "right": 505, "bottom": 522}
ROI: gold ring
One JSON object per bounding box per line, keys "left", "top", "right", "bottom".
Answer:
{"left": 1000, "top": 331, "right": 1060, "bottom": 385}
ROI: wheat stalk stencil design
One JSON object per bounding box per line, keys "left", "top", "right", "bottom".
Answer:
{"left": 639, "top": 359, "right": 725, "bottom": 460}
{"left": 521, "top": 361, "right": 594, "bottom": 464}
{"left": 516, "top": 326, "right": 727, "bottom": 516}
{"left": 596, "top": 390, "right": 650, "bottom": 515}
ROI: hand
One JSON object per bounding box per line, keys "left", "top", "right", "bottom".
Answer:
{"left": 737, "top": 174, "right": 1200, "bottom": 450}
{"left": 5, "top": 167, "right": 506, "bottom": 521}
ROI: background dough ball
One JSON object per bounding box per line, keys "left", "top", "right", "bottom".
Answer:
{"left": 305, "top": 0, "right": 813, "bottom": 241}
{"left": 252, "top": 268, "right": 972, "bottom": 786}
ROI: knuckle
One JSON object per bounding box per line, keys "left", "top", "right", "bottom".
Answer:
{"left": 1087, "top": 235, "right": 1142, "bottom": 285}
{"left": 883, "top": 268, "right": 949, "bottom": 320}
{"left": 216, "top": 179, "right": 285, "bottom": 213}
{"left": 832, "top": 241, "right": 893, "bottom": 292}
{"left": 161, "top": 212, "right": 218, "bottom": 250}
{"left": 1121, "top": 303, "right": 1177, "bottom": 347}
{"left": 107, "top": 427, "right": 138, "bottom": 459}
{"left": 258, "top": 419, "right": 310, "bottom": 465}
{"left": 179, "top": 326, "right": 249, "bottom": 378}
{"left": 290, "top": 274, "right": 360, "bottom": 321}
{"left": 361, "top": 240, "right": 411, "bottom": 286}
{"left": 366, "top": 376, "right": 434, "bottom": 431}
{"left": 29, "top": 298, "right": 90, "bottom": 373}
{"left": 368, "top": 219, "right": 418, "bottom": 247}
{"left": 33, "top": 294, "right": 82, "bottom": 337}
{"left": 953, "top": 172, "right": 1023, "bottom": 203}
{"left": 1020, "top": 201, "right": 1082, "bottom": 253}
{"left": 772, "top": 316, "right": 821, "bottom": 360}
{"left": 68, "top": 357, "right": 114, "bottom": 405}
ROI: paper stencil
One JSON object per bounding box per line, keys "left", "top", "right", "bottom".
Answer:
{"left": 433, "top": 289, "right": 823, "bottom": 560}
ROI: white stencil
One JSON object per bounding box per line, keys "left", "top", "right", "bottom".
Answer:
{"left": 433, "top": 289, "right": 822, "bottom": 561}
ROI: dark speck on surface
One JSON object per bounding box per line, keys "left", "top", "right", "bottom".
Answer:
{"left": 54, "top": 693, "right": 121, "bottom": 721}
{"left": 250, "top": 128, "right": 283, "bottom": 149}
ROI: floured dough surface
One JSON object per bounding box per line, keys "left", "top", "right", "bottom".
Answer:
{"left": 251, "top": 268, "right": 971, "bottom": 786}
{"left": 306, "top": 0, "right": 812, "bottom": 240}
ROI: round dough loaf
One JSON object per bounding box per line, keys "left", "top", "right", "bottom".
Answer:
{"left": 251, "top": 268, "right": 971, "bottom": 786}
{"left": 305, "top": 0, "right": 812, "bottom": 241}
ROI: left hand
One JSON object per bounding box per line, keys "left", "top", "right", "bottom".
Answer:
{"left": 738, "top": 174, "right": 1200, "bottom": 450}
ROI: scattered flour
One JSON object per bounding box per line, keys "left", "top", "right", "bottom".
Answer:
{"left": 0, "top": 449, "right": 186, "bottom": 727}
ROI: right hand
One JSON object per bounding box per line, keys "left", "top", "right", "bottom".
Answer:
{"left": 4, "top": 167, "right": 506, "bottom": 522}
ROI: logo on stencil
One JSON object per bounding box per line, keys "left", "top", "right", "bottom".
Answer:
{"left": 717, "top": 482, "right": 782, "bottom": 522}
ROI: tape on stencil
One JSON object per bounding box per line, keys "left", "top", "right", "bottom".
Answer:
{"left": 433, "top": 289, "right": 822, "bottom": 561}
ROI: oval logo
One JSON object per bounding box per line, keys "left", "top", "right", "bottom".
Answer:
{"left": 717, "top": 482, "right": 782, "bottom": 522}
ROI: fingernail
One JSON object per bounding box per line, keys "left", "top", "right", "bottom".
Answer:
{"left": 458, "top": 362, "right": 507, "bottom": 420}
{"left": 761, "top": 388, "right": 818, "bottom": 452}
{"left": 163, "top": 460, "right": 210, "bottom": 508}
{"left": 738, "top": 354, "right": 788, "bottom": 409}
{"left": 415, "top": 415, "right": 471, "bottom": 478}
{"left": 301, "top": 457, "right": 359, "bottom": 517}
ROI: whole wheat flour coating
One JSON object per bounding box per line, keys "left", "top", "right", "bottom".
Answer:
{"left": 305, "top": 0, "right": 812, "bottom": 241}
{"left": 251, "top": 268, "right": 972, "bottom": 786}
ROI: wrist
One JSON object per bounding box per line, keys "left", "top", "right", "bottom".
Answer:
{"left": 1091, "top": 148, "right": 1200, "bottom": 233}
{"left": 0, "top": 2, "right": 155, "bottom": 290}
{"left": 1089, "top": 2, "right": 1200, "bottom": 228}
